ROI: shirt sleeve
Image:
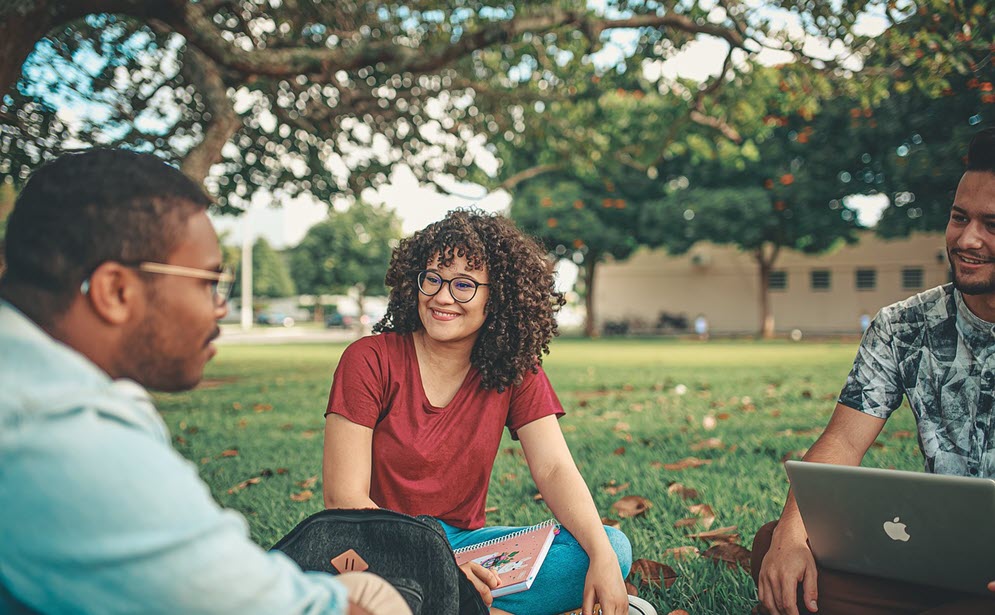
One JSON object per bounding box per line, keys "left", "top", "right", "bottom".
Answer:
{"left": 506, "top": 365, "right": 565, "bottom": 440}
{"left": 1, "top": 407, "right": 349, "bottom": 615}
{"left": 838, "top": 309, "right": 905, "bottom": 419}
{"left": 325, "top": 337, "right": 387, "bottom": 428}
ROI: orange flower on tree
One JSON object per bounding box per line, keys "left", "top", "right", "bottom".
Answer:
{"left": 780, "top": 174, "right": 795, "bottom": 186}
{"left": 547, "top": 218, "right": 558, "bottom": 228}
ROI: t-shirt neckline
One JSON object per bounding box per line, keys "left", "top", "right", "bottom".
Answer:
{"left": 407, "top": 332, "right": 476, "bottom": 413}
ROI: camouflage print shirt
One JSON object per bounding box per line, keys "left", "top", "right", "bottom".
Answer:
{"left": 839, "top": 284, "right": 995, "bottom": 478}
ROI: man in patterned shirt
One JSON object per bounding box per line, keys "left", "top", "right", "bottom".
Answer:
{"left": 752, "top": 127, "right": 995, "bottom": 615}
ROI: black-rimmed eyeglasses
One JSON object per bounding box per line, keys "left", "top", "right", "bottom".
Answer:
{"left": 81, "top": 262, "right": 235, "bottom": 307}
{"left": 416, "top": 270, "right": 489, "bottom": 303}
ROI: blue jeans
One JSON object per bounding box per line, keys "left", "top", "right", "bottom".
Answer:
{"left": 439, "top": 521, "right": 633, "bottom": 615}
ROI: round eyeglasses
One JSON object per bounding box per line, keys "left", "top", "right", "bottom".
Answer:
{"left": 416, "top": 270, "right": 489, "bottom": 303}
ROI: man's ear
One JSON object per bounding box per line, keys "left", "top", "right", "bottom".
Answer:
{"left": 83, "top": 262, "right": 144, "bottom": 325}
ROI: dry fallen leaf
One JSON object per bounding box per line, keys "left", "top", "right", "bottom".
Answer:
{"left": 781, "top": 448, "right": 808, "bottom": 462}
{"left": 611, "top": 495, "right": 652, "bottom": 518}
{"left": 673, "top": 517, "right": 699, "bottom": 529}
{"left": 276, "top": 468, "right": 288, "bottom": 474}
{"left": 290, "top": 490, "right": 314, "bottom": 502}
{"left": 602, "top": 517, "right": 621, "bottom": 529}
{"left": 603, "top": 480, "right": 631, "bottom": 496}
{"left": 667, "top": 610, "right": 690, "bottom": 615}
{"left": 484, "top": 506, "right": 498, "bottom": 513}
{"left": 625, "top": 581, "right": 638, "bottom": 596}
{"left": 533, "top": 493, "right": 544, "bottom": 501}
{"left": 297, "top": 476, "right": 318, "bottom": 489}
{"left": 702, "top": 542, "right": 752, "bottom": 572}
{"left": 614, "top": 421, "right": 631, "bottom": 433}
{"left": 717, "top": 412, "right": 731, "bottom": 420}
{"left": 690, "top": 437, "right": 724, "bottom": 451}
{"left": 667, "top": 483, "right": 700, "bottom": 500}
{"left": 220, "top": 449, "right": 239, "bottom": 458}
{"left": 662, "top": 457, "right": 712, "bottom": 471}
{"left": 891, "top": 430, "right": 914, "bottom": 439}
{"left": 688, "top": 525, "right": 740, "bottom": 543}
{"left": 627, "top": 558, "right": 677, "bottom": 589}
{"left": 613, "top": 446, "right": 627, "bottom": 456}
{"left": 663, "top": 546, "right": 699, "bottom": 560}
{"left": 227, "top": 476, "right": 262, "bottom": 494}
{"left": 688, "top": 503, "right": 717, "bottom": 529}
{"left": 253, "top": 403, "right": 273, "bottom": 413}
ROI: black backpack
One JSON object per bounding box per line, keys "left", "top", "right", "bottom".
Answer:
{"left": 271, "top": 508, "right": 489, "bottom": 615}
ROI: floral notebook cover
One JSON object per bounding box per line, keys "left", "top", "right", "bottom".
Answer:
{"left": 453, "top": 519, "right": 558, "bottom": 597}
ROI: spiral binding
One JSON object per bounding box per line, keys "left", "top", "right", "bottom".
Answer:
{"left": 452, "top": 518, "right": 559, "bottom": 554}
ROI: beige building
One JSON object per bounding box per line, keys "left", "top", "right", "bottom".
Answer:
{"left": 594, "top": 232, "right": 950, "bottom": 335}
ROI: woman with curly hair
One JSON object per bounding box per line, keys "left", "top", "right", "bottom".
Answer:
{"left": 321, "top": 209, "right": 644, "bottom": 615}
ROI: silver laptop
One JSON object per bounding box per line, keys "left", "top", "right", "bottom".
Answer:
{"left": 785, "top": 460, "right": 995, "bottom": 595}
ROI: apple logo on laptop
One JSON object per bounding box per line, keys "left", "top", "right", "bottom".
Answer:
{"left": 883, "top": 517, "right": 910, "bottom": 542}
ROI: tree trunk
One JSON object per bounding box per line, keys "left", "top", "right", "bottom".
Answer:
{"left": 355, "top": 284, "right": 367, "bottom": 335}
{"left": 754, "top": 244, "right": 780, "bottom": 339}
{"left": 0, "top": 4, "right": 53, "bottom": 96}
{"left": 176, "top": 44, "right": 241, "bottom": 183}
{"left": 583, "top": 256, "right": 598, "bottom": 338}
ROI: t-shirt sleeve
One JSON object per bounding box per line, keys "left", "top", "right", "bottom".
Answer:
{"left": 507, "top": 365, "right": 565, "bottom": 440}
{"left": 325, "top": 337, "right": 387, "bottom": 428}
{"left": 838, "top": 309, "right": 905, "bottom": 419}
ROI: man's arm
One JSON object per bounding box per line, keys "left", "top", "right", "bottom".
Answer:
{"left": 757, "top": 403, "right": 886, "bottom": 615}
{"left": 2, "top": 410, "right": 353, "bottom": 615}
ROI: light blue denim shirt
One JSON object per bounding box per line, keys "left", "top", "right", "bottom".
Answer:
{"left": 0, "top": 300, "right": 348, "bottom": 614}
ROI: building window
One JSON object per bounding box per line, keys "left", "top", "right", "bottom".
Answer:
{"left": 769, "top": 270, "right": 788, "bottom": 291}
{"left": 811, "top": 269, "right": 831, "bottom": 291}
{"left": 903, "top": 267, "right": 924, "bottom": 290}
{"left": 855, "top": 268, "right": 877, "bottom": 291}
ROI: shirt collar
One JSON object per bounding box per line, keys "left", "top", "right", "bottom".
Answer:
{"left": 954, "top": 289, "right": 995, "bottom": 346}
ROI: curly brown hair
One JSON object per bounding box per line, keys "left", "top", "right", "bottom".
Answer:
{"left": 374, "top": 208, "right": 565, "bottom": 391}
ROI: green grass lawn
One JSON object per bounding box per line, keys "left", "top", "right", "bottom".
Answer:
{"left": 156, "top": 338, "right": 920, "bottom": 613}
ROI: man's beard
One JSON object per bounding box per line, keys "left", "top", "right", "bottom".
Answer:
{"left": 950, "top": 259, "right": 995, "bottom": 296}
{"left": 125, "top": 308, "right": 204, "bottom": 392}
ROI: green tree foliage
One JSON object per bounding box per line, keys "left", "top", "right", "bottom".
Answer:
{"left": 228, "top": 237, "right": 295, "bottom": 299}
{"left": 6, "top": 0, "right": 985, "bottom": 211}
{"left": 289, "top": 201, "right": 400, "bottom": 317}
{"left": 255, "top": 239, "right": 295, "bottom": 298}
{"left": 510, "top": 175, "right": 640, "bottom": 336}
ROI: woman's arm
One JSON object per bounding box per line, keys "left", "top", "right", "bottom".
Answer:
{"left": 517, "top": 416, "right": 629, "bottom": 615}
{"left": 322, "top": 413, "right": 379, "bottom": 509}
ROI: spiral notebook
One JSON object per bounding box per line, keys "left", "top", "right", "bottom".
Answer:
{"left": 453, "top": 519, "right": 559, "bottom": 597}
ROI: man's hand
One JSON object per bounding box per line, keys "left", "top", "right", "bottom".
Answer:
{"left": 757, "top": 525, "right": 819, "bottom": 615}
{"left": 459, "top": 561, "right": 502, "bottom": 606}
{"left": 988, "top": 580, "right": 995, "bottom": 592}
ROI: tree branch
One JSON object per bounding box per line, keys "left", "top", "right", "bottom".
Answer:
{"left": 498, "top": 163, "right": 563, "bottom": 191}
{"left": 173, "top": 39, "right": 241, "bottom": 183}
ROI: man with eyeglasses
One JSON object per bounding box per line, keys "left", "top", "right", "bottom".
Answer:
{"left": 0, "top": 148, "right": 409, "bottom": 615}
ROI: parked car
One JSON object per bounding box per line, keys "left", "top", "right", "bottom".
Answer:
{"left": 257, "top": 312, "right": 295, "bottom": 327}
{"left": 324, "top": 310, "right": 354, "bottom": 328}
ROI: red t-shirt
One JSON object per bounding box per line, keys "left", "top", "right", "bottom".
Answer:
{"left": 325, "top": 332, "right": 564, "bottom": 529}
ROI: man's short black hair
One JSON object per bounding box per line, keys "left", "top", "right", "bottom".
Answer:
{"left": 967, "top": 127, "right": 995, "bottom": 174}
{"left": 0, "top": 148, "right": 211, "bottom": 323}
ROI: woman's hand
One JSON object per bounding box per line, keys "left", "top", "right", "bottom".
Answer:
{"left": 459, "top": 561, "right": 502, "bottom": 606}
{"left": 582, "top": 553, "right": 628, "bottom": 615}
